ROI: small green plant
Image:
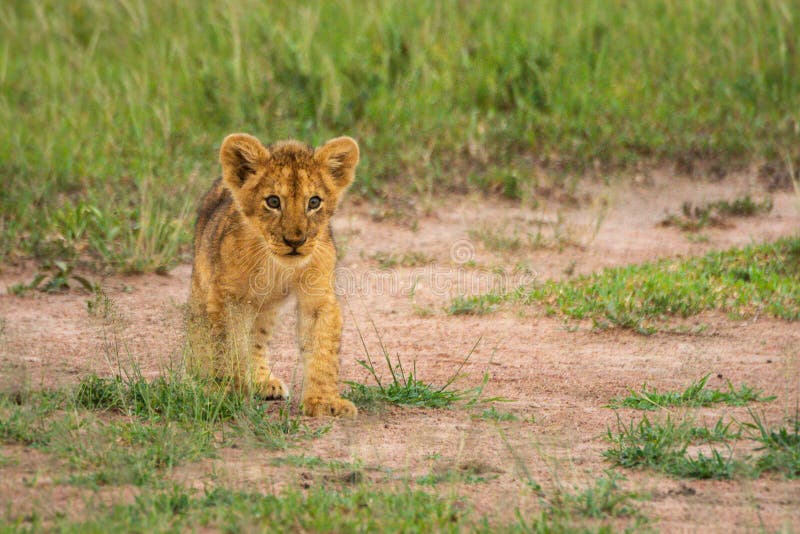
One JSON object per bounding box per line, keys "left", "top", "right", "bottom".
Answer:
{"left": 746, "top": 411, "right": 800, "bottom": 478}
{"left": 271, "top": 455, "right": 356, "bottom": 471}
{"left": 417, "top": 460, "right": 501, "bottom": 486}
{"left": 608, "top": 410, "right": 800, "bottom": 480}
{"left": 473, "top": 405, "right": 518, "bottom": 422}
{"left": 604, "top": 414, "right": 747, "bottom": 479}
{"left": 468, "top": 167, "right": 526, "bottom": 200}
{"left": 9, "top": 261, "right": 96, "bottom": 295}
{"left": 551, "top": 473, "right": 642, "bottom": 519}
{"left": 608, "top": 374, "right": 775, "bottom": 410}
{"left": 447, "top": 295, "right": 498, "bottom": 316}
{"left": 371, "top": 250, "right": 434, "bottom": 269}
{"left": 515, "top": 473, "right": 649, "bottom": 531}
{"left": 469, "top": 226, "right": 524, "bottom": 253}
{"left": 344, "top": 320, "right": 489, "bottom": 410}
{"left": 86, "top": 287, "right": 115, "bottom": 319}
{"left": 48, "top": 201, "right": 102, "bottom": 260}
{"left": 661, "top": 195, "right": 773, "bottom": 231}
{"left": 344, "top": 354, "right": 479, "bottom": 410}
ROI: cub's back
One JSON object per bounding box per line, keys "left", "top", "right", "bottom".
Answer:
{"left": 191, "top": 178, "right": 239, "bottom": 307}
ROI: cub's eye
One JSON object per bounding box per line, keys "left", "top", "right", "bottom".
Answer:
{"left": 265, "top": 196, "right": 281, "bottom": 209}
{"left": 308, "top": 196, "right": 322, "bottom": 210}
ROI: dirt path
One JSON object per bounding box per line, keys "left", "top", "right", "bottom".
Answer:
{"left": 1, "top": 172, "right": 799, "bottom": 531}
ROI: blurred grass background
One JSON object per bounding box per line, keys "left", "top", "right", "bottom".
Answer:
{"left": 1, "top": 0, "right": 798, "bottom": 271}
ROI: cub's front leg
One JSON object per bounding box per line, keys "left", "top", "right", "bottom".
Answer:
{"left": 296, "top": 290, "right": 356, "bottom": 417}
{"left": 250, "top": 305, "right": 289, "bottom": 399}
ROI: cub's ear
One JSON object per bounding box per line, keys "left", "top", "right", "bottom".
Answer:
{"left": 315, "top": 136, "right": 359, "bottom": 189}
{"left": 220, "top": 133, "right": 269, "bottom": 188}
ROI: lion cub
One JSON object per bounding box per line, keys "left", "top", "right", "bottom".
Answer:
{"left": 189, "top": 133, "right": 358, "bottom": 417}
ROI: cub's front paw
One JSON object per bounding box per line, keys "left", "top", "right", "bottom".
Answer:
{"left": 255, "top": 377, "right": 289, "bottom": 400}
{"left": 303, "top": 397, "right": 357, "bottom": 418}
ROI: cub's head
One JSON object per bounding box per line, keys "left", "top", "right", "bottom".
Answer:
{"left": 219, "top": 133, "right": 358, "bottom": 263}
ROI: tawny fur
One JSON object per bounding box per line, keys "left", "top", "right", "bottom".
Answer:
{"left": 189, "top": 133, "right": 359, "bottom": 417}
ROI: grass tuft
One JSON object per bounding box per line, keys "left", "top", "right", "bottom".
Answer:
{"left": 606, "top": 411, "right": 800, "bottom": 480}
{"left": 608, "top": 374, "right": 775, "bottom": 411}
{"left": 661, "top": 195, "right": 773, "bottom": 232}
{"left": 417, "top": 461, "right": 501, "bottom": 486}
{"left": 371, "top": 251, "right": 434, "bottom": 269}
{"left": 550, "top": 473, "right": 643, "bottom": 520}
{"left": 74, "top": 373, "right": 247, "bottom": 424}
{"left": 344, "top": 319, "right": 490, "bottom": 410}
{"left": 447, "top": 295, "right": 499, "bottom": 316}
{"left": 604, "top": 415, "right": 747, "bottom": 480}
{"left": 473, "top": 405, "right": 519, "bottom": 422}
{"left": 746, "top": 411, "right": 800, "bottom": 478}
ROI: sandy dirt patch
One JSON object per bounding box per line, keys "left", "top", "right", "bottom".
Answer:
{"left": 1, "top": 172, "right": 798, "bottom": 530}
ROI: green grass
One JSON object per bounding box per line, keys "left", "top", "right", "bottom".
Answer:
{"left": 661, "top": 194, "right": 774, "bottom": 232}
{"left": 468, "top": 227, "right": 525, "bottom": 253}
{"left": 270, "top": 454, "right": 359, "bottom": 471}
{"left": 604, "top": 415, "right": 748, "bottom": 480}
{"left": 473, "top": 405, "right": 519, "bottom": 422}
{"left": 61, "top": 420, "right": 215, "bottom": 488}
{"left": 0, "top": 371, "right": 318, "bottom": 488}
{"left": 609, "top": 374, "right": 775, "bottom": 411}
{"left": 516, "top": 474, "right": 649, "bottom": 533}
{"left": 606, "top": 412, "right": 800, "bottom": 480}
{"left": 458, "top": 236, "right": 800, "bottom": 333}
{"left": 74, "top": 373, "right": 246, "bottom": 422}
{"left": 549, "top": 474, "right": 644, "bottom": 521}
{"left": 417, "top": 460, "right": 502, "bottom": 486}
{"left": 0, "top": 373, "right": 657, "bottom": 531}
{"left": 344, "top": 321, "right": 491, "bottom": 410}
{"left": 2, "top": 0, "right": 800, "bottom": 269}
{"left": 416, "top": 470, "right": 497, "bottom": 486}
{"left": 371, "top": 251, "right": 434, "bottom": 269}
{"left": 12, "top": 479, "right": 649, "bottom": 532}
{"left": 75, "top": 372, "right": 317, "bottom": 449}
{"left": 26, "top": 485, "right": 473, "bottom": 533}
{"left": 447, "top": 295, "right": 499, "bottom": 316}
{"left": 0, "top": 392, "right": 216, "bottom": 487}
{"left": 344, "top": 353, "right": 482, "bottom": 410}
{"left": 747, "top": 411, "right": 800, "bottom": 478}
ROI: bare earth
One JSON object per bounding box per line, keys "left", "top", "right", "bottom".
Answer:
{"left": 1, "top": 171, "right": 799, "bottom": 532}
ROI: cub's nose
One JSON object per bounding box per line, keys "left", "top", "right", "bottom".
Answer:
{"left": 283, "top": 236, "right": 307, "bottom": 249}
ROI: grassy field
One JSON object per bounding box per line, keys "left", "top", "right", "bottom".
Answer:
{"left": 2, "top": 0, "right": 799, "bottom": 270}
{"left": 2, "top": 3, "right": 799, "bottom": 529}
{"left": 3, "top": 359, "right": 795, "bottom": 530}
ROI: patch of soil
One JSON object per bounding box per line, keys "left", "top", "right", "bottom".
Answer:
{"left": 1, "top": 171, "right": 798, "bottom": 530}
